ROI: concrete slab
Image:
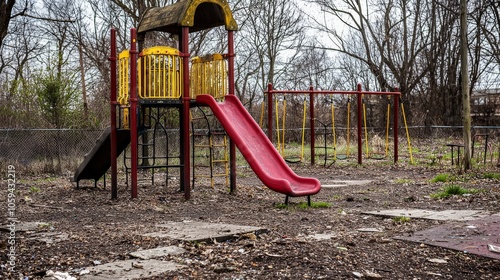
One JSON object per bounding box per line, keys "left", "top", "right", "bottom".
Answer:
{"left": 79, "top": 259, "right": 183, "bottom": 280}
{"left": 322, "top": 180, "right": 372, "bottom": 188}
{"left": 363, "top": 209, "right": 492, "bottom": 221}
{"left": 307, "top": 233, "right": 337, "bottom": 241}
{"left": 357, "top": 228, "right": 383, "bottom": 233}
{"left": 142, "top": 221, "right": 266, "bottom": 242}
{"left": 395, "top": 215, "right": 500, "bottom": 260}
{"left": 29, "top": 232, "right": 69, "bottom": 244}
{"left": 432, "top": 209, "right": 492, "bottom": 221}
{"left": 0, "top": 221, "right": 50, "bottom": 232}
{"left": 129, "top": 246, "right": 185, "bottom": 260}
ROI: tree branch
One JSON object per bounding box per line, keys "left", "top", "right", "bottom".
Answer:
{"left": 14, "top": 11, "right": 75, "bottom": 23}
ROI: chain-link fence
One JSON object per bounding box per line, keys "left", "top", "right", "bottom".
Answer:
{"left": 1, "top": 125, "right": 499, "bottom": 176}
{"left": 0, "top": 129, "right": 105, "bottom": 174}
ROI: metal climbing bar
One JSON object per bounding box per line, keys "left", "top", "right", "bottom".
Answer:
{"left": 191, "top": 107, "right": 229, "bottom": 189}
{"left": 138, "top": 46, "right": 183, "bottom": 99}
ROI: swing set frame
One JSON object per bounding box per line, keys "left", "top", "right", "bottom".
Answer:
{"left": 265, "top": 83, "right": 403, "bottom": 165}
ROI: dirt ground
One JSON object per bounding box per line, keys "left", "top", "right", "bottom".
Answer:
{"left": 2, "top": 159, "right": 500, "bottom": 279}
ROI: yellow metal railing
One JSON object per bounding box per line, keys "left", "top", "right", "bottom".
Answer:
{"left": 118, "top": 50, "right": 130, "bottom": 129}
{"left": 118, "top": 50, "right": 130, "bottom": 105}
{"left": 190, "top": 53, "right": 227, "bottom": 100}
{"left": 138, "top": 46, "right": 182, "bottom": 99}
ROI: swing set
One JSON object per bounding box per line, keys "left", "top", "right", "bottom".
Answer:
{"left": 264, "top": 83, "right": 413, "bottom": 165}
{"left": 271, "top": 96, "right": 308, "bottom": 163}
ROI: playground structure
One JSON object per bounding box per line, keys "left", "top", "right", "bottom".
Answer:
{"left": 73, "top": 0, "right": 321, "bottom": 203}
{"left": 265, "top": 84, "right": 407, "bottom": 165}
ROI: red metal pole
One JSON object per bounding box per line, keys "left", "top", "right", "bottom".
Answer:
{"left": 309, "top": 86, "right": 315, "bottom": 165}
{"left": 228, "top": 31, "right": 235, "bottom": 94}
{"left": 109, "top": 28, "right": 118, "bottom": 199}
{"left": 129, "top": 28, "right": 138, "bottom": 198}
{"left": 267, "top": 83, "right": 273, "bottom": 142}
{"left": 181, "top": 27, "right": 191, "bottom": 200}
{"left": 357, "top": 84, "right": 362, "bottom": 165}
{"left": 228, "top": 30, "right": 236, "bottom": 193}
{"left": 394, "top": 88, "right": 399, "bottom": 163}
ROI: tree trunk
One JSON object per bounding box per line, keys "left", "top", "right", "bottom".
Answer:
{"left": 0, "top": 0, "right": 16, "bottom": 49}
{"left": 460, "top": 0, "right": 471, "bottom": 170}
{"left": 78, "top": 43, "right": 88, "bottom": 119}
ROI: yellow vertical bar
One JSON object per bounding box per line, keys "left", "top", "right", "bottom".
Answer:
{"left": 125, "top": 58, "right": 129, "bottom": 103}
{"left": 167, "top": 55, "right": 170, "bottom": 98}
{"left": 162, "top": 54, "right": 164, "bottom": 98}
{"left": 224, "top": 59, "right": 228, "bottom": 97}
{"left": 147, "top": 56, "right": 151, "bottom": 98}
{"left": 136, "top": 58, "right": 139, "bottom": 98}
{"left": 332, "top": 103, "right": 337, "bottom": 158}
{"left": 154, "top": 54, "right": 158, "bottom": 98}
{"left": 153, "top": 55, "right": 157, "bottom": 98}
{"left": 176, "top": 56, "right": 180, "bottom": 98}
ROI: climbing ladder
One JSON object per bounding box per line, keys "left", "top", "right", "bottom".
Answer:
{"left": 191, "top": 107, "right": 229, "bottom": 188}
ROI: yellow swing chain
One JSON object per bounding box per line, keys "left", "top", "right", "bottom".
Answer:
{"left": 275, "top": 96, "right": 282, "bottom": 156}
{"left": 301, "top": 99, "right": 307, "bottom": 161}
{"left": 331, "top": 102, "right": 337, "bottom": 159}
{"left": 401, "top": 101, "right": 414, "bottom": 164}
{"left": 362, "top": 96, "right": 369, "bottom": 157}
{"left": 259, "top": 96, "right": 265, "bottom": 128}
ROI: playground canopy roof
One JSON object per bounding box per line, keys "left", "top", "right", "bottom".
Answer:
{"left": 137, "top": 0, "right": 238, "bottom": 35}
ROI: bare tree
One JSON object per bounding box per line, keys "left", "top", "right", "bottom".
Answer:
{"left": 310, "top": 0, "right": 436, "bottom": 122}
{"left": 109, "top": 0, "right": 177, "bottom": 25}
{"left": 235, "top": 0, "right": 305, "bottom": 111}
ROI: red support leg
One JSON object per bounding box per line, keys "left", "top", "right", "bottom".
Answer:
{"left": 357, "top": 84, "right": 362, "bottom": 165}
{"left": 309, "top": 86, "right": 315, "bottom": 165}
{"left": 109, "top": 28, "right": 118, "bottom": 199}
{"left": 394, "top": 90, "right": 399, "bottom": 163}
{"left": 181, "top": 27, "right": 191, "bottom": 200}
{"left": 129, "top": 28, "right": 138, "bottom": 199}
{"left": 228, "top": 30, "right": 237, "bottom": 193}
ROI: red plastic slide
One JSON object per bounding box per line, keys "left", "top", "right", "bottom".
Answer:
{"left": 196, "top": 94, "right": 321, "bottom": 197}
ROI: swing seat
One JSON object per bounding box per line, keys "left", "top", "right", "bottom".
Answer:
{"left": 284, "top": 156, "right": 302, "bottom": 164}
{"left": 369, "top": 153, "right": 386, "bottom": 160}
